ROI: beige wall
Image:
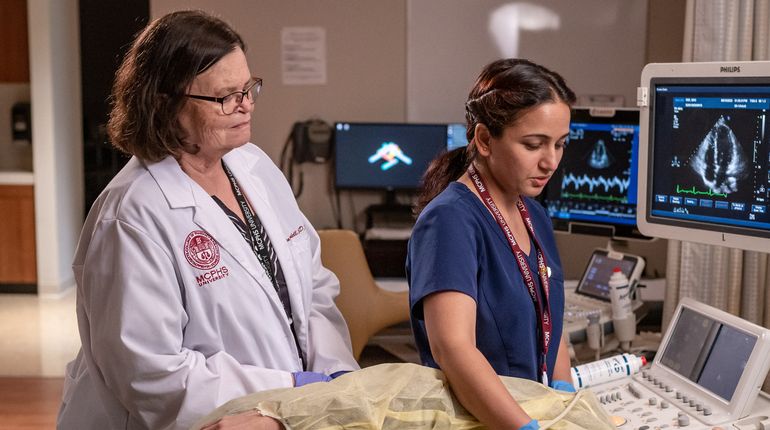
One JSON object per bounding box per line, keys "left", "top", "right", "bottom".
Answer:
{"left": 407, "top": 0, "right": 649, "bottom": 121}
{"left": 152, "top": 0, "right": 408, "bottom": 230}
{"left": 148, "top": 0, "right": 684, "bottom": 279}
{"left": 0, "top": 1, "right": 689, "bottom": 293}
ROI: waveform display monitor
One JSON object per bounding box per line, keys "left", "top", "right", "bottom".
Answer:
{"left": 334, "top": 122, "right": 449, "bottom": 190}
{"left": 542, "top": 107, "right": 644, "bottom": 239}
{"left": 637, "top": 62, "right": 770, "bottom": 252}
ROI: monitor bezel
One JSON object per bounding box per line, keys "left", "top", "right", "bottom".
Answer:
{"left": 637, "top": 61, "right": 770, "bottom": 252}
{"left": 332, "top": 121, "right": 449, "bottom": 191}
{"left": 543, "top": 106, "right": 648, "bottom": 240}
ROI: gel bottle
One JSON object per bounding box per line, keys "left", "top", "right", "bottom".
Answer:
{"left": 570, "top": 353, "right": 646, "bottom": 389}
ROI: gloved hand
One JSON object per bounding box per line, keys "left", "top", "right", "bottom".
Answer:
{"left": 519, "top": 419, "right": 540, "bottom": 430}
{"left": 330, "top": 370, "right": 352, "bottom": 379}
{"left": 292, "top": 371, "right": 331, "bottom": 387}
{"left": 551, "top": 379, "right": 576, "bottom": 393}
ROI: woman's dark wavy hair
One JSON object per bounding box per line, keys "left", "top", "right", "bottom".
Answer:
{"left": 107, "top": 10, "right": 245, "bottom": 162}
{"left": 414, "top": 58, "right": 576, "bottom": 215}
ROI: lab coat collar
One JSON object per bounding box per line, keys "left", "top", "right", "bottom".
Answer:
{"left": 142, "top": 156, "right": 197, "bottom": 209}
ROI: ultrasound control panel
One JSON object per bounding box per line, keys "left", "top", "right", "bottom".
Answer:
{"left": 587, "top": 298, "right": 770, "bottom": 429}
{"left": 592, "top": 372, "right": 770, "bottom": 429}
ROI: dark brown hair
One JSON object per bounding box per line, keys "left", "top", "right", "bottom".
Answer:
{"left": 415, "top": 58, "right": 576, "bottom": 215}
{"left": 107, "top": 10, "right": 245, "bottom": 161}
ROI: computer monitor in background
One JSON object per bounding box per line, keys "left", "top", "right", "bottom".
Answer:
{"left": 447, "top": 123, "right": 469, "bottom": 151}
{"left": 542, "top": 107, "right": 645, "bottom": 240}
{"left": 334, "top": 122, "right": 449, "bottom": 203}
{"left": 637, "top": 61, "right": 770, "bottom": 253}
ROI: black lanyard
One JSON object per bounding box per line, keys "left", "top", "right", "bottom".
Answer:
{"left": 223, "top": 163, "right": 276, "bottom": 288}
{"left": 467, "top": 164, "right": 553, "bottom": 385}
{"left": 221, "top": 162, "right": 306, "bottom": 369}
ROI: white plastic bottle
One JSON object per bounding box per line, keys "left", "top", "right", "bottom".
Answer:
{"left": 570, "top": 353, "right": 647, "bottom": 389}
{"left": 608, "top": 267, "right": 632, "bottom": 320}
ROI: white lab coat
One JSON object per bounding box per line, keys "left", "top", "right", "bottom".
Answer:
{"left": 57, "top": 143, "right": 359, "bottom": 430}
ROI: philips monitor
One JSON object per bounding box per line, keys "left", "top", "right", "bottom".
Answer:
{"left": 637, "top": 61, "right": 770, "bottom": 253}
{"left": 334, "top": 122, "right": 448, "bottom": 191}
{"left": 542, "top": 107, "right": 645, "bottom": 239}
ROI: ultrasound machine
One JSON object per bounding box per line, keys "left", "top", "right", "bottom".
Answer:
{"left": 586, "top": 60, "right": 770, "bottom": 429}
{"left": 593, "top": 298, "right": 770, "bottom": 429}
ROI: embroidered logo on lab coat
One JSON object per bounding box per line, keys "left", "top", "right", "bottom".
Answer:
{"left": 184, "top": 230, "right": 220, "bottom": 270}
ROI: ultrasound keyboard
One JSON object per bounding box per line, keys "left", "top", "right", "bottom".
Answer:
{"left": 587, "top": 298, "right": 770, "bottom": 429}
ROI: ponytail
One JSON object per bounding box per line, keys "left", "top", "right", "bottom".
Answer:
{"left": 415, "top": 144, "right": 476, "bottom": 216}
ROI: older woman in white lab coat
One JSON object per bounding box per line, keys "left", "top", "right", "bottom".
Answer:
{"left": 57, "top": 10, "right": 357, "bottom": 430}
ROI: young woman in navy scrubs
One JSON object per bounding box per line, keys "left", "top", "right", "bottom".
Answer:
{"left": 407, "top": 58, "right": 576, "bottom": 430}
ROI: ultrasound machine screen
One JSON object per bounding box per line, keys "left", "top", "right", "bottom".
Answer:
{"left": 638, "top": 62, "right": 770, "bottom": 252}
{"left": 542, "top": 108, "right": 643, "bottom": 239}
{"left": 575, "top": 251, "right": 640, "bottom": 301}
{"left": 659, "top": 307, "right": 757, "bottom": 402}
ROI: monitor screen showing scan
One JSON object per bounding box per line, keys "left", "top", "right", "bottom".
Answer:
{"left": 659, "top": 307, "right": 757, "bottom": 401}
{"left": 575, "top": 251, "right": 640, "bottom": 301}
{"left": 637, "top": 62, "right": 770, "bottom": 252}
{"left": 334, "top": 122, "right": 448, "bottom": 190}
{"left": 543, "top": 108, "right": 643, "bottom": 239}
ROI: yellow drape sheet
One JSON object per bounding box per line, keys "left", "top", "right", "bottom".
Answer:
{"left": 192, "top": 363, "right": 614, "bottom": 430}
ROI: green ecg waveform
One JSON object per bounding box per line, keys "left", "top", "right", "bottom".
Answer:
{"left": 560, "top": 192, "right": 627, "bottom": 203}
{"left": 675, "top": 185, "right": 728, "bottom": 198}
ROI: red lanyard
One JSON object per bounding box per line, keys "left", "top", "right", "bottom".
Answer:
{"left": 467, "top": 164, "right": 552, "bottom": 385}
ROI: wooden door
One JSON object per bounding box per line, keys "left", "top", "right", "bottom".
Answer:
{"left": 0, "top": 0, "right": 30, "bottom": 82}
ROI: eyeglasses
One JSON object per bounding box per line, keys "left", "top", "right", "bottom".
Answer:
{"left": 185, "top": 77, "right": 262, "bottom": 115}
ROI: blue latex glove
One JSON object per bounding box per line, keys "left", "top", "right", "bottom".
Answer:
{"left": 520, "top": 419, "right": 540, "bottom": 430}
{"left": 292, "top": 371, "right": 331, "bottom": 387}
{"left": 551, "top": 379, "right": 576, "bottom": 393}
{"left": 330, "top": 370, "right": 352, "bottom": 379}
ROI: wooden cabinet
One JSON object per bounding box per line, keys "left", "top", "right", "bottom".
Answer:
{"left": 0, "top": 0, "right": 30, "bottom": 82}
{"left": 0, "top": 185, "right": 36, "bottom": 284}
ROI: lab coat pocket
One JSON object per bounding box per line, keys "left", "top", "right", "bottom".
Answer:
{"left": 58, "top": 352, "right": 116, "bottom": 429}
{"left": 60, "top": 353, "right": 85, "bottom": 407}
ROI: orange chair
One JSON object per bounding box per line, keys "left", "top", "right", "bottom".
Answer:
{"left": 318, "top": 229, "right": 411, "bottom": 360}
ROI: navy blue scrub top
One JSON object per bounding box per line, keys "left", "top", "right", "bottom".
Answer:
{"left": 407, "top": 182, "right": 565, "bottom": 383}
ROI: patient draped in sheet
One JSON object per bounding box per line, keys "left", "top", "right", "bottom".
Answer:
{"left": 193, "top": 363, "right": 614, "bottom": 430}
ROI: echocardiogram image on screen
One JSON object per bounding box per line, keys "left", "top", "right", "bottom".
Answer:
{"left": 334, "top": 123, "right": 448, "bottom": 190}
{"left": 647, "top": 81, "right": 770, "bottom": 235}
{"left": 543, "top": 108, "right": 642, "bottom": 238}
